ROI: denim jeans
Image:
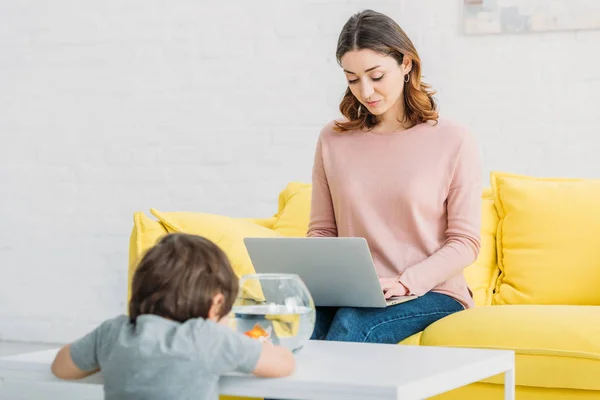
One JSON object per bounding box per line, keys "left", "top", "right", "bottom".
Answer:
{"left": 311, "top": 291, "right": 464, "bottom": 343}
{"left": 264, "top": 292, "right": 463, "bottom": 400}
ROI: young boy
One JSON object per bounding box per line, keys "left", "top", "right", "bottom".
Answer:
{"left": 51, "top": 233, "right": 295, "bottom": 399}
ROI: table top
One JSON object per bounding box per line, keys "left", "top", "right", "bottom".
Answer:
{"left": 0, "top": 341, "right": 514, "bottom": 400}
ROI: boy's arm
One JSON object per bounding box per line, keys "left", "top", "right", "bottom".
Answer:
{"left": 51, "top": 317, "right": 121, "bottom": 380}
{"left": 252, "top": 342, "right": 295, "bottom": 378}
{"left": 201, "top": 321, "right": 295, "bottom": 378}
{"left": 51, "top": 344, "right": 100, "bottom": 380}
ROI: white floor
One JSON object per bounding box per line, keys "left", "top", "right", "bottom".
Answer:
{"left": 0, "top": 341, "right": 62, "bottom": 357}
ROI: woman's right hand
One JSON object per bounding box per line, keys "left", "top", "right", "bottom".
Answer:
{"left": 379, "top": 277, "right": 408, "bottom": 299}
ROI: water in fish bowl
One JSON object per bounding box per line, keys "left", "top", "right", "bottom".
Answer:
{"left": 230, "top": 274, "right": 316, "bottom": 353}
{"left": 231, "top": 304, "right": 315, "bottom": 353}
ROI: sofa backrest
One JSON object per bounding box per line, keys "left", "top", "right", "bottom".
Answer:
{"left": 127, "top": 182, "right": 502, "bottom": 309}
{"left": 129, "top": 172, "right": 600, "bottom": 309}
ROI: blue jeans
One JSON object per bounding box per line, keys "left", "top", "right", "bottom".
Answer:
{"left": 264, "top": 293, "right": 463, "bottom": 400}
{"left": 311, "top": 292, "right": 464, "bottom": 343}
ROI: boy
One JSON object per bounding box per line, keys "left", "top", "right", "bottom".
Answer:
{"left": 51, "top": 233, "right": 295, "bottom": 399}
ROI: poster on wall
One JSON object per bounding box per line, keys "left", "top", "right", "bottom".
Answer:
{"left": 463, "top": 0, "right": 600, "bottom": 34}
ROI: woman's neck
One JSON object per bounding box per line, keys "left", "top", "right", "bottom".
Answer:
{"left": 371, "top": 100, "right": 411, "bottom": 133}
{"left": 373, "top": 113, "right": 410, "bottom": 133}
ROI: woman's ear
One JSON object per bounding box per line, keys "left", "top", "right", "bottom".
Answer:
{"left": 402, "top": 56, "right": 412, "bottom": 74}
{"left": 208, "top": 293, "right": 225, "bottom": 322}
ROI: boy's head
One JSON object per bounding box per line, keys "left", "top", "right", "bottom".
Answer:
{"left": 129, "top": 233, "right": 238, "bottom": 324}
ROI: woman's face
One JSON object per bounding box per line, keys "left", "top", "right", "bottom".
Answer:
{"left": 340, "top": 48, "right": 410, "bottom": 117}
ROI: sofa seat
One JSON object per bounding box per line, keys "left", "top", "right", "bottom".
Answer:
{"left": 413, "top": 305, "right": 600, "bottom": 391}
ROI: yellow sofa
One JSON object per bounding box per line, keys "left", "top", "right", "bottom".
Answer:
{"left": 128, "top": 173, "right": 600, "bottom": 400}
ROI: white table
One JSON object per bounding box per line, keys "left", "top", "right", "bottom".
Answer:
{"left": 0, "top": 341, "right": 514, "bottom": 400}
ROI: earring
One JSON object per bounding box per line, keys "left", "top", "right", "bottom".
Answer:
{"left": 404, "top": 74, "right": 410, "bottom": 83}
{"left": 357, "top": 104, "right": 362, "bottom": 117}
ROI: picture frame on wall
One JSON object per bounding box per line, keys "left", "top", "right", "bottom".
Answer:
{"left": 463, "top": 0, "right": 600, "bottom": 35}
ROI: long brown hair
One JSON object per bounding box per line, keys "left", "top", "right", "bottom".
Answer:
{"left": 334, "top": 9, "right": 438, "bottom": 133}
{"left": 129, "top": 233, "right": 238, "bottom": 323}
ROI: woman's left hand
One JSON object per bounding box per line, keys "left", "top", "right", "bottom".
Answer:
{"left": 379, "top": 277, "right": 408, "bottom": 299}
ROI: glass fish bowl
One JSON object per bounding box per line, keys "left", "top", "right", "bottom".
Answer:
{"left": 229, "top": 273, "right": 316, "bottom": 353}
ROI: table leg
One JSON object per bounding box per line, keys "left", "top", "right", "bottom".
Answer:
{"left": 504, "top": 367, "right": 515, "bottom": 400}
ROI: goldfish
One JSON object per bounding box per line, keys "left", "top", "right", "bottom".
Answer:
{"left": 244, "top": 324, "right": 272, "bottom": 343}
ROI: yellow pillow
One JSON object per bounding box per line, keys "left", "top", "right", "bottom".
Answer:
{"left": 272, "top": 182, "right": 312, "bottom": 237}
{"left": 491, "top": 171, "right": 600, "bottom": 305}
{"left": 128, "top": 212, "right": 168, "bottom": 305}
{"left": 150, "top": 208, "right": 283, "bottom": 300}
{"left": 463, "top": 188, "right": 500, "bottom": 306}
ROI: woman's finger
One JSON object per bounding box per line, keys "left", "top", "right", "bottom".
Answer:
{"left": 384, "top": 286, "right": 399, "bottom": 299}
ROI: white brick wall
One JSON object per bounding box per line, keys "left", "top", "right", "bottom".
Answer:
{"left": 1, "top": 0, "right": 599, "bottom": 343}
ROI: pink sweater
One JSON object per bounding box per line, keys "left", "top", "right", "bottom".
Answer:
{"left": 307, "top": 118, "right": 482, "bottom": 309}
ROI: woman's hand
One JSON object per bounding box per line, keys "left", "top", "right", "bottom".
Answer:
{"left": 379, "top": 277, "right": 408, "bottom": 299}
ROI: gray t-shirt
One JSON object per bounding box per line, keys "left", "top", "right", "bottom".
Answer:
{"left": 69, "top": 314, "right": 262, "bottom": 400}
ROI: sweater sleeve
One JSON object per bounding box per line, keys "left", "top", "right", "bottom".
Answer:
{"left": 306, "top": 132, "right": 338, "bottom": 238}
{"left": 398, "top": 133, "right": 482, "bottom": 295}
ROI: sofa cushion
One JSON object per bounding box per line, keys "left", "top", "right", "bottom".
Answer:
{"left": 242, "top": 217, "right": 277, "bottom": 230}
{"left": 417, "top": 305, "right": 600, "bottom": 391}
{"left": 150, "top": 208, "right": 283, "bottom": 300}
{"left": 462, "top": 188, "right": 500, "bottom": 306}
{"left": 490, "top": 171, "right": 600, "bottom": 305}
{"left": 272, "top": 182, "right": 312, "bottom": 237}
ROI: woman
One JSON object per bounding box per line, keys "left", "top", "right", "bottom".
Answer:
{"left": 307, "top": 9, "right": 482, "bottom": 344}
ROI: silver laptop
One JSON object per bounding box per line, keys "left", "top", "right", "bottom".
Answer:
{"left": 243, "top": 237, "right": 418, "bottom": 308}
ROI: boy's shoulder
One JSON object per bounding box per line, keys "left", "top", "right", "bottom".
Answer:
{"left": 106, "top": 314, "right": 130, "bottom": 329}
{"left": 187, "top": 318, "right": 261, "bottom": 353}
{"left": 107, "top": 314, "right": 130, "bottom": 326}
{"left": 96, "top": 314, "right": 130, "bottom": 336}
{"left": 185, "top": 317, "right": 238, "bottom": 342}
{"left": 92, "top": 315, "right": 131, "bottom": 348}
